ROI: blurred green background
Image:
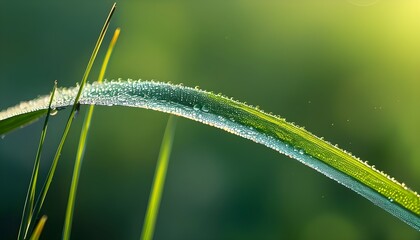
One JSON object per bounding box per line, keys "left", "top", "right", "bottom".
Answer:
{"left": 1, "top": 1, "right": 419, "bottom": 239}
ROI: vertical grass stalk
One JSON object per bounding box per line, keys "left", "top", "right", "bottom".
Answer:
{"left": 34, "top": 1, "right": 116, "bottom": 212}
{"left": 62, "top": 27, "right": 120, "bottom": 240}
{"left": 18, "top": 82, "right": 57, "bottom": 240}
{"left": 141, "top": 116, "right": 177, "bottom": 240}
{"left": 25, "top": 3, "right": 117, "bottom": 238}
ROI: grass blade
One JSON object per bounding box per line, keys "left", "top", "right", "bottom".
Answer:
{"left": 62, "top": 27, "right": 120, "bottom": 240}
{"left": 97, "top": 28, "right": 120, "bottom": 84}
{"left": 29, "top": 216, "right": 47, "bottom": 240}
{"left": 17, "top": 81, "right": 57, "bottom": 240}
{"left": 0, "top": 81, "right": 419, "bottom": 230}
{"left": 141, "top": 116, "right": 177, "bottom": 240}
{"left": 25, "top": 3, "right": 116, "bottom": 236}
{"left": 0, "top": 110, "right": 47, "bottom": 136}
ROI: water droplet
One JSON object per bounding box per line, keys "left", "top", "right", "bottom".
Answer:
{"left": 299, "top": 149, "right": 304, "bottom": 155}
{"left": 1, "top": 135, "right": 5, "bottom": 139}
{"left": 388, "top": 197, "right": 394, "bottom": 202}
{"left": 50, "top": 108, "right": 58, "bottom": 116}
{"left": 201, "top": 105, "right": 209, "bottom": 112}
{"left": 193, "top": 104, "right": 200, "bottom": 111}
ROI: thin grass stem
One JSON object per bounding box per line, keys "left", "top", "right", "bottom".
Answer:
{"left": 141, "top": 116, "right": 177, "bottom": 240}
{"left": 97, "top": 28, "right": 120, "bottom": 83}
{"left": 28, "top": 216, "right": 47, "bottom": 240}
{"left": 25, "top": 3, "right": 117, "bottom": 238}
{"left": 62, "top": 27, "right": 120, "bottom": 240}
{"left": 17, "top": 81, "right": 57, "bottom": 240}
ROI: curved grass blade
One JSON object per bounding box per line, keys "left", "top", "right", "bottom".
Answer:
{"left": 141, "top": 116, "right": 177, "bottom": 240}
{"left": 63, "top": 27, "right": 120, "bottom": 240}
{"left": 17, "top": 82, "right": 57, "bottom": 240}
{"left": 29, "top": 216, "right": 47, "bottom": 240}
{"left": 0, "top": 110, "right": 47, "bottom": 136}
{"left": 26, "top": 3, "right": 117, "bottom": 235}
{"left": 0, "top": 80, "right": 419, "bottom": 230}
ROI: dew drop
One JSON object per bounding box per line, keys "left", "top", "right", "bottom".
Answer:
{"left": 299, "top": 149, "right": 304, "bottom": 155}
{"left": 50, "top": 108, "right": 58, "bottom": 116}
{"left": 201, "top": 105, "right": 209, "bottom": 112}
{"left": 193, "top": 104, "right": 200, "bottom": 111}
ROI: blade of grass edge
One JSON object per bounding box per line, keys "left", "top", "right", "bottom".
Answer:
{"left": 62, "top": 27, "right": 120, "bottom": 240}
{"left": 29, "top": 216, "right": 47, "bottom": 240}
{"left": 17, "top": 82, "right": 57, "bottom": 240}
{"left": 27, "top": 3, "right": 117, "bottom": 237}
{"left": 141, "top": 116, "right": 177, "bottom": 240}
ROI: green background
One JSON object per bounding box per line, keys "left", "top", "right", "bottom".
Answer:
{"left": 0, "top": 1, "right": 419, "bottom": 239}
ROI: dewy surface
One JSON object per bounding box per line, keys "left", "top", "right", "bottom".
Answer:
{"left": 0, "top": 80, "right": 419, "bottom": 230}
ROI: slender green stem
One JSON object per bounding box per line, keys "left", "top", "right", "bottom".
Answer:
{"left": 17, "top": 81, "right": 56, "bottom": 240}
{"left": 97, "top": 28, "right": 120, "bottom": 84}
{"left": 25, "top": 3, "right": 117, "bottom": 238}
{"left": 141, "top": 116, "right": 177, "bottom": 240}
{"left": 29, "top": 216, "right": 47, "bottom": 240}
{"left": 62, "top": 27, "right": 120, "bottom": 240}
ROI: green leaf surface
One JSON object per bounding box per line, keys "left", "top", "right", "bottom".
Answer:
{"left": 0, "top": 80, "right": 419, "bottom": 230}
{"left": 0, "top": 110, "right": 47, "bottom": 136}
